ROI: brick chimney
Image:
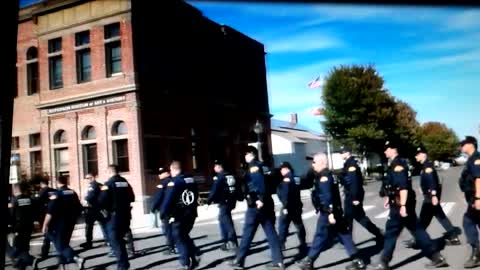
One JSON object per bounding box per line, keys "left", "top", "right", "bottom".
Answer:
{"left": 289, "top": 113, "right": 298, "bottom": 125}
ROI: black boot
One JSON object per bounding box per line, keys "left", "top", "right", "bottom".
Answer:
{"left": 296, "top": 257, "right": 313, "bottom": 270}
{"left": 444, "top": 228, "right": 462, "bottom": 246}
{"left": 425, "top": 252, "right": 448, "bottom": 269}
{"left": 74, "top": 256, "right": 86, "bottom": 270}
{"left": 465, "top": 247, "right": 480, "bottom": 269}
{"left": 227, "top": 241, "right": 238, "bottom": 252}
{"left": 370, "top": 260, "right": 390, "bottom": 270}
{"left": 346, "top": 258, "right": 366, "bottom": 270}
{"left": 265, "top": 262, "right": 285, "bottom": 270}
{"left": 228, "top": 259, "right": 245, "bottom": 270}
{"left": 220, "top": 243, "right": 228, "bottom": 251}
{"left": 403, "top": 238, "right": 417, "bottom": 249}
{"left": 79, "top": 242, "right": 92, "bottom": 249}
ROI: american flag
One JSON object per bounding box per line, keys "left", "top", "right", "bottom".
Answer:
{"left": 310, "top": 107, "right": 324, "bottom": 116}
{"left": 307, "top": 76, "right": 322, "bottom": 89}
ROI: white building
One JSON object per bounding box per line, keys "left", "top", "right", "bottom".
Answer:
{"left": 270, "top": 114, "right": 344, "bottom": 175}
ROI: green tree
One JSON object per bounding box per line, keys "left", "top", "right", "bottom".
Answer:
{"left": 420, "top": 122, "right": 459, "bottom": 161}
{"left": 322, "top": 64, "right": 397, "bottom": 154}
{"left": 391, "top": 100, "right": 421, "bottom": 157}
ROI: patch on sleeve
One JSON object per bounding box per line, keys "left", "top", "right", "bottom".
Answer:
{"left": 475, "top": 159, "right": 480, "bottom": 166}
{"left": 49, "top": 195, "right": 57, "bottom": 200}
{"left": 425, "top": 167, "right": 433, "bottom": 173}
{"left": 167, "top": 181, "right": 175, "bottom": 187}
{"left": 249, "top": 166, "right": 259, "bottom": 173}
{"left": 283, "top": 177, "right": 291, "bottom": 182}
{"left": 156, "top": 184, "right": 163, "bottom": 189}
{"left": 348, "top": 166, "right": 356, "bottom": 172}
{"left": 88, "top": 187, "right": 94, "bottom": 191}
{"left": 394, "top": 165, "right": 404, "bottom": 172}
{"left": 115, "top": 182, "right": 128, "bottom": 188}
{"left": 101, "top": 186, "right": 109, "bottom": 191}
{"left": 213, "top": 176, "right": 218, "bottom": 181}
{"left": 184, "top": 177, "right": 194, "bottom": 184}
{"left": 320, "top": 176, "right": 328, "bottom": 182}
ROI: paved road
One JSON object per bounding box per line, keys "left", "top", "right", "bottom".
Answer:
{"left": 6, "top": 166, "right": 470, "bottom": 270}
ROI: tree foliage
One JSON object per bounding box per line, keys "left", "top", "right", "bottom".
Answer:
{"left": 420, "top": 122, "right": 459, "bottom": 161}
{"left": 322, "top": 64, "right": 421, "bottom": 156}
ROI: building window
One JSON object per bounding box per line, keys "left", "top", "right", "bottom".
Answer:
{"left": 82, "top": 126, "right": 96, "bottom": 140}
{"left": 105, "top": 23, "right": 121, "bottom": 77}
{"left": 112, "top": 121, "right": 127, "bottom": 136}
{"left": 11, "top": 153, "right": 21, "bottom": 166}
{"left": 48, "top": 38, "right": 63, "bottom": 89}
{"left": 82, "top": 143, "right": 98, "bottom": 176}
{"left": 26, "top": 47, "right": 39, "bottom": 95}
{"left": 29, "top": 133, "right": 41, "bottom": 147}
{"left": 76, "top": 49, "right": 91, "bottom": 83}
{"left": 12, "top": 137, "right": 20, "bottom": 150}
{"left": 113, "top": 139, "right": 129, "bottom": 173}
{"left": 75, "top": 31, "right": 91, "bottom": 83}
{"left": 30, "top": 151, "right": 42, "bottom": 176}
{"left": 75, "top": 30, "right": 90, "bottom": 46}
{"left": 104, "top": 23, "right": 120, "bottom": 39}
{"left": 54, "top": 148, "right": 69, "bottom": 173}
{"left": 54, "top": 130, "right": 67, "bottom": 144}
{"left": 48, "top": 38, "right": 62, "bottom": 53}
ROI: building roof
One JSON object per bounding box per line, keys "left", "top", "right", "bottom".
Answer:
{"left": 270, "top": 118, "right": 327, "bottom": 143}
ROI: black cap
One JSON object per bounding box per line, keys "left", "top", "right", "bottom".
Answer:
{"left": 279, "top": 161, "right": 293, "bottom": 171}
{"left": 460, "top": 136, "right": 478, "bottom": 148}
{"left": 384, "top": 140, "right": 399, "bottom": 150}
{"left": 415, "top": 146, "right": 427, "bottom": 155}
{"left": 158, "top": 167, "right": 169, "bottom": 175}
{"left": 214, "top": 159, "right": 224, "bottom": 167}
{"left": 245, "top": 145, "right": 258, "bottom": 157}
{"left": 339, "top": 145, "right": 352, "bottom": 154}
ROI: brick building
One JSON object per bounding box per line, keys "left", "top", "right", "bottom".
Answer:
{"left": 13, "top": 0, "right": 272, "bottom": 217}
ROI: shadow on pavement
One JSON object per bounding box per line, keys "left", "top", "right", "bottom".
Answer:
{"left": 390, "top": 237, "right": 447, "bottom": 270}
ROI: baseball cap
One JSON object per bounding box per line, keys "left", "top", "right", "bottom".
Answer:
{"left": 415, "top": 146, "right": 427, "bottom": 155}
{"left": 279, "top": 161, "right": 293, "bottom": 171}
{"left": 245, "top": 146, "right": 258, "bottom": 157}
{"left": 384, "top": 140, "right": 399, "bottom": 150}
{"left": 460, "top": 136, "right": 478, "bottom": 148}
{"left": 339, "top": 145, "right": 353, "bottom": 154}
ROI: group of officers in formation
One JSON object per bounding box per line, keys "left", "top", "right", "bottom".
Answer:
{"left": 6, "top": 135, "right": 480, "bottom": 270}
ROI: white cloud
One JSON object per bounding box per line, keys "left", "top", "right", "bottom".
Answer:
{"left": 443, "top": 9, "right": 480, "bottom": 32}
{"left": 266, "top": 31, "right": 343, "bottom": 53}
{"left": 412, "top": 32, "right": 480, "bottom": 52}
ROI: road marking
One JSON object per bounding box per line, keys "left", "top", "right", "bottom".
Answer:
{"left": 441, "top": 202, "right": 455, "bottom": 215}
{"left": 363, "top": 205, "right": 375, "bottom": 211}
{"left": 196, "top": 213, "right": 245, "bottom": 227}
{"left": 375, "top": 209, "right": 390, "bottom": 219}
{"left": 302, "top": 210, "right": 317, "bottom": 219}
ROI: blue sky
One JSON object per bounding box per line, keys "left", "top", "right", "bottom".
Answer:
{"left": 189, "top": 1, "right": 480, "bottom": 139}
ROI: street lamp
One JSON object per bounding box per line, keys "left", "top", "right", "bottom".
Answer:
{"left": 253, "top": 120, "right": 263, "bottom": 162}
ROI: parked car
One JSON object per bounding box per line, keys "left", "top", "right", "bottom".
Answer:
{"left": 454, "top": 154, "right": 468, "bottom": 166}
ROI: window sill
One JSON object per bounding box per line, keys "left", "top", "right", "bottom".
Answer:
{"left": 107, "top": 72, "right": 123, "bottom": 78}
{"left": 50, "top": 86, "right": 63, "bottom": 90}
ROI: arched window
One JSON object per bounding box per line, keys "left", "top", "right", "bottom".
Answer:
{"left": 82, "top": 125, "right": 96, "bottom": 140}
{"left": 27, "top": 47, "right": 38, "bottom": 60}
{"left": 112, "top": 121, "right": 127, "bottom": 136}
{"left": 54, "top": 130, "right": 67, "bottom": 144}
{"left": 26, "top": 47, "right": 39, "bottom": 95}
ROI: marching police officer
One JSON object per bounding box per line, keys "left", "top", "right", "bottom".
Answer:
{"left": 297, "top": 153, "right": 365, "bottom": 270}
{"left": 160, "top": 161, "right": 200, "bottom": 270}
{"left": 371, "top": 141, "right": 447, "bottom": 270}
{"left": 339, "top": 146, "right": 384, "bottom": 244}
{"left": 36, "top": 178, "right": 56, "bottom": 258}
{"left": 229, "top": 146, "right": 284, "bottom": 270}
{"left": 151, "top": 167, "right": 176, "bottom": 255}
{"left": 80, "top": 173, "right": 109, "bottom": 249}
{"left": 459, "top": 136, "right": 480, "bottom": 268}
{"left": 207, "top": 160, "right": 238, "bottom": 251}
{"left": 276, "top": 161, "right": 307, "bottom": 255}
{"left": 7, "top": 182, "right": 40, "bottom": 270}
{"left": 403, "top": 146, "right": 461, "bottom": 249}
{"left": 42, "top": 175, "right": 85, "bottom": 270}
{"left": 99, "top": 164, "right": 135, "bottom": 270}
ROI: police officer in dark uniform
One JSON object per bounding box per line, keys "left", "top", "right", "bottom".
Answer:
{"left": 229, "top": 146, "right": 284, "bottom": 270}
{"left": 297, "top": 153, "right": 365, "bottom": 270}
{"left": 459, "top": 136, "right": 480, "bottom": 268}
{"left": 370, "top": 141, "right": 447, "bottom": 270}
{"left": 7, "top": 182, "right": 40, "bottom": 270}
{"left": 80, "top": 173, "right": 109, "bottom": 249}
{"left": 403, "top": 146, "right": 461, "bottom": 249}
{"left": 160, "top": 161, "right": 200, "bottom": 270}
{"left": 99, "top": 164, "right": 135, "bottom": 270}
{"left": 339, "top": 146, "right": 384, "bottom": 244}
{"left": 151, "top": 167, "right": 176, "bottom": 255}
{"left": 207, "top": 159, "right": 238, "bottom": 251}
{"left": 276, "top": 161, "right": 307, "bottom": 255}
{"left": 42, "top": 175, "right": 85, "bottom": 270}
{"left": 35, "top": 178, "right": 56, "bottom": 258}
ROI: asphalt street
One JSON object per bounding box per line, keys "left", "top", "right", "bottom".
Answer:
{"left": 6, "top": 166, "right": 470, "bottom": 270}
